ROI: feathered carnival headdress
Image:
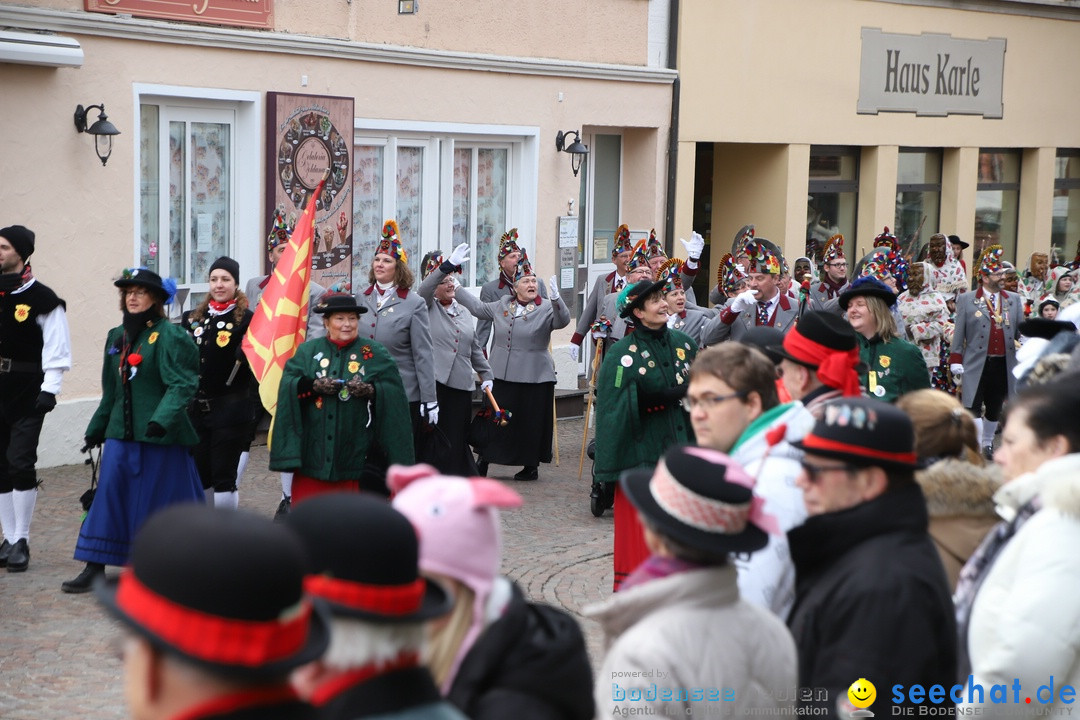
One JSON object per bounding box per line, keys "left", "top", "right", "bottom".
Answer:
{"left": 743, "top": 238, "right": 781, "bottom": 275}
{"left": 656, "top": 257, "right": 683, "bottom": 294}
{"left": 860, "top": 256, "right": 892, "bottom": 283}
{"left": 645, "top": 228, "right": 666, "bottom": 261}
{"left": 823, "top": 234, "right": 846, "bottom": 263}
{"left": 979, "top": 244, "right": 1005, "bottom": 276}
{"left": 873, "top": 227, "right": 899, "bottom": 253}
{"left": 719, "top": 253, "right": 748, "bottom": 296}
{"left": 512, "top": 249, "right": 535, "bottom": 284}
{"left": 376, "top": 220, "right": 408, "bottom": 264}
{"left": 267, "top": 207, "right": 292, "bottom": 252}
{"left": 612, "top": 224, "right": 634, "bottom": 256}
{"left": 626, "top": 238, "right": 651, "bottom": 272}
{"left": 498, "top": 228, "right": 521, "bottom": 261}
{"left": 421, "top": 251, "right": 460, "bottom": 280}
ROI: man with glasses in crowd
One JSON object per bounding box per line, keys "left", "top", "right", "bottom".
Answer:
{"left": 810, "top": 233, "right": 849, "bottom": 315}
{"left": 684, "top": 343, "right": 813, "bottom": 618}
{"left": 786, "top": 396, "right": 956, "bottom": 716}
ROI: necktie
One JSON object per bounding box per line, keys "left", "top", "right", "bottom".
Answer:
{"left": 615, "top": 277, "right": 624, "bottom": 292}
{"left": 757, "top": 301, "right": 770, "bottom": 326}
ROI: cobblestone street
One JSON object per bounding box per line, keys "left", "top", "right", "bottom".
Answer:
{"left": 0, "top": 417, "right": 611, "bottom": 719}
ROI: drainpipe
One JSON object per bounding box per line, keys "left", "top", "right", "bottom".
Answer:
{"left": 663, "top": 0, "right": 680, "bottom": 256}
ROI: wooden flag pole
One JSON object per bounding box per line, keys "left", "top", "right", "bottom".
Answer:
{"left": 578, "top": 340, "right": 604, "bottom": 481}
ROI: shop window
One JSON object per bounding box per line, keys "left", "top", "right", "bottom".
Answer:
{"left": 895, "top": 148, "right": 942, "bottom": 257}
{"left": 975, "top": 149, "right": 1021, "bottom": 263}
{"left": 808, "top": 147, "right": 859, "bottom": 268}
{"left": 1053, "top": 149, "right": 1080, "bottom": 266}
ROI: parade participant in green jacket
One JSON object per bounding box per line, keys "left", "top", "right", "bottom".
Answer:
{"left": 840, "top": 276, "right": 929, "bottom": 403}
{"left": 595, "top": 278, "right": 697, "bottom": 590}
{"left": 270, "top": 293, "right": 413, "bottom": 500}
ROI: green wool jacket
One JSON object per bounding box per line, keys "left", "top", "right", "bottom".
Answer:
{"left": 857, "top": 332, "right": 931, "bottom": 403}
{"left": 86, "top": 317, "right": 200, "bottom": 446}
{"left": 269, "top": 336, "right": 414, "bottom": 481}
{"left": 594, "top": 326, "right": 697, "bottom": 484}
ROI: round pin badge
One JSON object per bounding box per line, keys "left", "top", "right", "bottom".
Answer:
{"left": 620, "top": 355, "right": 633, "bottom": 368}
{"left": 874, "top": 386, "right": 886, "bottom": 397}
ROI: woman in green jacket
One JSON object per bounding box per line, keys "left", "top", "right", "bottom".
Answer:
{"left": 840, "top": 276, "right": 930, "bottom": 403}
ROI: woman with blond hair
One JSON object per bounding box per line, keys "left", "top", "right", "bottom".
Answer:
{"left": 840, "top": 276, "right": 929, "bottom": 402}
{"left": 896, "top": 389, "right": 1000, "bottom": 589}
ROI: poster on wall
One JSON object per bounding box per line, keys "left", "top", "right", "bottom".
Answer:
{"left": 266, "top": 92, "right": 354, "bottom": 293}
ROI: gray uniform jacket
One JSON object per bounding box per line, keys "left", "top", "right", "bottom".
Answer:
{"left": 668, "top": 307, "right": 711, "bottom": 346}
{"left": 456, "top": 287, "right": 571, "bottom": 384}
{"left": 357, "top": 285, "right": 437, "bottom": 404}
{"left": 701, "top": 292, "right": 800, "bottom": 346}
{"left": 572, "top": 271, "right": 625, "bottom": 344}
{"left": 418, "top": 270, "right": 493, "bottom": 392}
{"left": 244, "top": 274, "right": 327, "bottom": 340}
{"left": 810, "top": 280, "right": 848, "bottom": 316}
{"left": 949, "top": 289, "right": 1023, "bottom": 409}
{"left": 476, "top": 272, "right": 547, "bottom": 349}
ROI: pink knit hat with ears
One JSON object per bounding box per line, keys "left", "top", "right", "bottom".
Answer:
{"left": 387, "top": 464, "right": 522, "bottom": 689}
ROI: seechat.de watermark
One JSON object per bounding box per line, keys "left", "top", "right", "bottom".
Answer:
{"left": 889, "top": 676, "right": 1077, "bottom": 715}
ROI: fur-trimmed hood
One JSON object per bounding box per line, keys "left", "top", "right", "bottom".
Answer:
{"left": 916, "top": 458, "right": 1001, "bottom": 518}
{"left": 995, "top": 453, "right": 1080, "bottom": 520}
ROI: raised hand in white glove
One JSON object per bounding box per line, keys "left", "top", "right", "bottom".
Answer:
{"left": 421, "top": 401, "right": 440, "bottom": 426}
{"left": 448, "top": 242, "right": 471, "bottom": 267}
{"left": 949, "top": 363, "right": 964, "bottom": 378}
{"left": 730, "top": 289, "right": 759, "bottom": 314}
{"left": 480, "top": 380, "right": 493, "bottom": 393}
{"left": 548, "top": 275, "right": 561, "bottom": 300}
{"left": 568, "top": 344, "right": 580, "bottom": 362}
{"left": 680, "top": 231, "right": 706, "bottom": 261}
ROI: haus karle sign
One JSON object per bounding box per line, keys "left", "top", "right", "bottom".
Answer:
{"left": 858, "top": 28, "right": 1006, "bottom": 118}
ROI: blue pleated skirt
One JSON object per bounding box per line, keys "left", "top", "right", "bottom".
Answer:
{"left": 74, "top": 440, "right": 205, "bottom": 567}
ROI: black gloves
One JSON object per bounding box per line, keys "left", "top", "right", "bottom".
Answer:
{"left": 82, "top": 433, "right": 105, "bottom": 450}
{"left": 146, "top": 421, "right": 167, "bottom": 438}
{"left": 346, "top": 377, "right": 374, "bottom": 399}
{"left": 35, "top": 391, "right": 56, "bottom": 413}
{"left": 312, "top": 377, "right": 342, "bottom": 395}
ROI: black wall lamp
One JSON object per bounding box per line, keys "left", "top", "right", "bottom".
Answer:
{"left": 555, "top": 129, "right": 589, "bottom": 177}
{"left": 74, "top": 103, "right": 121, "bottom": 166}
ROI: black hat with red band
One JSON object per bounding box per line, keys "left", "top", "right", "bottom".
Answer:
{"left": 284, "top": 494, "right": 452, "bottom": 624}
{"left": 94, "top": 505, "right": 331, "bottom": 680}
{"left": 791, "top": 396, "right": 920, "bottom": 471}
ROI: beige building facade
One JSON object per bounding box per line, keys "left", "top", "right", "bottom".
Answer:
{"left": 672, "top": 0, "right": 1080, "bottom": 298}
{"left": 0, "top": 1, "right": 677, "bottom": 466}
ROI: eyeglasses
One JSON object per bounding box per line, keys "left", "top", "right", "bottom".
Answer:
{"left": 124, "top": 287, "right": 151, "bottom": 297}
{"left": 800, "top": 460, "right": 860, "bottom": 484}
{"left": 680, "top": 390, "right": 748, "bottom": 412}
{"left": 825, "top": 261, "right": 847, "bottom": 269}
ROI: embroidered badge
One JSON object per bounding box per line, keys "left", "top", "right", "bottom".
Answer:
{"left": 676, "top": 348, "right": 686, "bottom": 361}
{"left": 348, "top": 361, "right": 360, "bottom": 374}
{"left": 216, "top": 331, "right": 231, "bottom": 348}
{"left": 879, "top": 355, "right": 891, "bottom": 369}
{"left": 13, "top": 304, "right": 30, "bottom": 322}
{"left": 628, "top": 344, "right": 638, "bottom": 353}
{"left": 361, "top": 346, "right": 374, "bottom": 360}
{"left": 315, "top": 397, "right": 324, "bottom": 410}
{"left": 148, "top": 331, "right": 159, "bottom": 344}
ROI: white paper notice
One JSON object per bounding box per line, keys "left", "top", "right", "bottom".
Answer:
{"left": 560, "top": 268, "right": 574, "bottom": 288}
{"left": 196, "top": 213, "right": 213, "bottom": 252}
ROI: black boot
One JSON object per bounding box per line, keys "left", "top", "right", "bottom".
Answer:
{"left": 6, "top": 539, "right": 28, "bottom": 572}
{"left": 514, "top": 466, "right": 539, "bottom": 481}
{"left": 0, "top": 539, "right": 11, "bottom": 568}
{"left": 476, "top": 457, "right": 489, "bottom": 477}
{"left": 273, "top": 495, "right": 291, "bottom": 523}
{"left": 61, "top": 562, "right": 105, "bottom": 594}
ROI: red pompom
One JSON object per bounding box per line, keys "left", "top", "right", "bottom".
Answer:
{"left": 127, "top": 353, "right": 143, "bottom": 366}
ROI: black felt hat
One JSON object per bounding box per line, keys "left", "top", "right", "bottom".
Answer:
{"left": 313, "top": 292, "right": 368, "bottom": 315}
{"left": 617, "top": 278, "right": 668, "bottom": 319}
{"left": 948, "top": 234, "right": 970, "bottom": 250}
{"left": 839, "top": 276, "right": 898, "bottom": 310}
{"left": 621, "top": 445, "right": 773, "bottom": 556}
{"left": 114, "top": 267, "right": 169, "bottom": 303}
{"left": 742, "top": 326, "right": 786, "bottom": 364}
{"left": 94, "top": 505, "right": 331, "bottom": 681}
{"left": 770, "top": 311, "right": 858, "bottom": 368}
{"left": 284, "top": 494, "right": 452, "bottom": 624}
{"left": 1019, "top": 316, "right": 1075, "bottom": 341}
{"left": 792, "top": 396, "right": 919, "bottom": 470}
{"left": 0, "top": 225, "right": 34, "bottom": 261}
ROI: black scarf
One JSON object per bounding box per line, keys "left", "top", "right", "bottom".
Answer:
{"left": 122, "top": 307, "right": 159, "bottom": 344}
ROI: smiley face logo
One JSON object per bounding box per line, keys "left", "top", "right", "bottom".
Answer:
{"left": 848, "top": 678, "right": 876, "bottom": 709}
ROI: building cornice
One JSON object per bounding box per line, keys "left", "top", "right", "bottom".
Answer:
{"left": 0, "top": 5, "right": 677, "bottom": 84}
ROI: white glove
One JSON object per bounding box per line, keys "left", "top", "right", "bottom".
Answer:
{"left": 548, "top": 275, "right": 561, "bottom": 300}
{"left": 480, "top": 380, "right": 493, "bottom": 393}
{"left": 950, "top": 363, "right": 964, "bottom": 378}
{"left": 422, "top": 401, "right": 439, "bottom": 425}
{"left": 447, "top": 242, "right": 471, "bottom": 267}
{"left": 730, "top": 289, "right": 759, "bottom": 314}
{"left": 568, "top": 344, "right": 580, "bottom": 362}
{"left": 680, "top": 231, "right": 705, "bottom": 261}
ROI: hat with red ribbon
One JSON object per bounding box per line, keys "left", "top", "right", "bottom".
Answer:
{"left": 94, "top": 505, "right": 330, "bottom": 680}
{"left": 792, "top": 396, "right": 919, "bottom": 470}
{"left": 285, "top": 494, "right": 452, "bottom": 624}
{"left": 771, "top": 311, "right": 861, "bottom": 396}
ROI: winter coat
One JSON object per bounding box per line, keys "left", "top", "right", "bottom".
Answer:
{"left": 269, "top": 336, "right": 414, "bottom": 480}
{"left": 961, "top": 454, "right": 1080, "bottom": 718}
{"left": 729, "top": 402, "right": 815, "bottom": 619}
{"left": 915, "top": 457, "right": 1001, "bottom": 591}
{"left": 586, "top": 564, "right": 797, "bottom": 719}
{"left": 857, "top": 332, "right": 930, "bottom": 402}
{"left": 787, "top": 482, "right": 957, "bottom": 715}
{"left": 594, "top": 326, "right": 696, "bottom": 485}
{"left": 447, "top": 580, "right": 594, "bottom": 720}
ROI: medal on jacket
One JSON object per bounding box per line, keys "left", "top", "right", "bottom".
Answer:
{"left": 338, "top": 386, "right": 350, "bottom": 402}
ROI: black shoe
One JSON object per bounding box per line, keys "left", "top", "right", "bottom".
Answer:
{"left": 6, "top": 539, "right": 28, "bottom": 572}
{"left": 476, "top": 458, "right": 489, "bottom": 477}
{"left": 514, "top": 466, "right": 538, "bottom": 481}
{"left": 982, "top": 445, "right": 994, "bottom": 462}
{"left": 273, "top": 495, "right": 291, "bottom": 522}
{"left": 0, "top": 539, "right": 11, "bottom": 568}
{"left": 61, "top": 563, "right": 105, "bottom": 594}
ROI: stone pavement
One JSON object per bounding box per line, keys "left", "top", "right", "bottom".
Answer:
{"left": 0, "top": 417, "right": 614, "bottom": 720}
